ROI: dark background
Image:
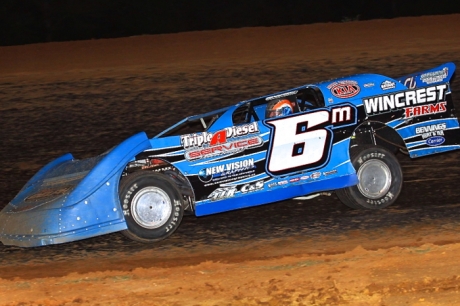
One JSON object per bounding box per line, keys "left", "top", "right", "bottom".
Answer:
{"left": 1, "top": 0, "right": 460, "bottom": 47}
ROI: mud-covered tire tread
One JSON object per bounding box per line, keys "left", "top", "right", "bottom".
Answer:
{"left": 336, "top": 145, "right": 403, "bottom": 210}
{"left": 119, "top": 171, "right": 184, "bottom": 243}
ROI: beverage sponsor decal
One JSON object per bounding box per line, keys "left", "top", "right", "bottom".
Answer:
{"left": 420, "top": 67, "right": 448, "bottom": 85}
{"left": 181, "top": 122, "right": 262, "bottom": 160}
{"left": 327, "top": 80, "right": 360, "bottom": 99}
{"left": 363, "top": 84, "right": 447, "bottom": 117}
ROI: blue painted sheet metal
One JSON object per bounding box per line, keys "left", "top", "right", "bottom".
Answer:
{"left": 195, "top": 173, "right": 358, "bottom": 216}
{"left": 0, "top": 132, "right": 151, "bottom": 247}
{"left": 194, "top": 138, "right": 358, "bottom": 216}
{"left": 395, "top": 62, "right": 456, "bottom": 89}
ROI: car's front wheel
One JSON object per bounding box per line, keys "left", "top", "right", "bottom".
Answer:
{"left": 336, "top": 145, "right": 403, "bottom": 209}
{"left": 119, "top": 171, "right": 184, "bottom": 243}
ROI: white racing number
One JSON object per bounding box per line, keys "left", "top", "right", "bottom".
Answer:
{"left": 266, "top": 105, "right": 356, "bottom": 176}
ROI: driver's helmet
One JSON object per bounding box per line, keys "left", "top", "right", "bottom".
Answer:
{"left": 266, "top": 99, "right": 295, "bottom": 118}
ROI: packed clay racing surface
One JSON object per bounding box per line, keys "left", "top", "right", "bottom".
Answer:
{"left": 2, "top": 14, "right": 460, "bottom": 306}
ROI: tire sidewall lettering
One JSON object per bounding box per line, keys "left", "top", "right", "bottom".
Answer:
{"left": 337, "top": 145, "right": 403, "bottom": 210}
{"left": 355, "top": 151, "right": 397, "bottom": 206}
{"left": 357, "top": 152, "right": 386, "bottom": 166}
{"left": 123, "top": 183, "right": 138, "bottom": 215}
{"left": 365, "top": 191, "right": 394, "bottom": 205}
{"left": 119, "top": 172, "right": 184, "bottom": 242}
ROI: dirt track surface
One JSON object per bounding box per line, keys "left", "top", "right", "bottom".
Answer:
{"left": 1, "top": 14, "right": 460, "bottom": 305}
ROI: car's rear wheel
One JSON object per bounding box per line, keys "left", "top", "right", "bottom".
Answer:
{"left": 336, "top": 145, "right": 403, "bottom": 209}
{"left": 119, "top": 171, "right": 184, "bottom": 243}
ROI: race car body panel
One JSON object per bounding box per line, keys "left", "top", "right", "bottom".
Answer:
{"left": 315, "top": 62, "right": 460, "bottom": 158}
{"left": 142, "top": 110, "right": 359, "bottom": 216}
{"left": 1, "top": 62, "right": 459, "bottom": 247}
{"left": 0, "top": 132, "right": 151, "bottom": 247}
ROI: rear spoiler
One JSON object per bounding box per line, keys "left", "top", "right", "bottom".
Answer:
{"left": 396, "top": 62, "right": 456, "bottom": 89}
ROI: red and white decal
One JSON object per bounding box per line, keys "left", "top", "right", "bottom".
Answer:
{"left": 181, "top": 122, "right": 262, "bottom": 160}
{"left": 181, "top": 122, "right": 259, "bottom": 149}
{"left": 185, "top": 136, "right": 263, "bottom": 161}
{"left": 404, "top": 102, "right": 447, "bottom": 118}
{"left": 327, "top": 80, "right": 360, "bottom": 99}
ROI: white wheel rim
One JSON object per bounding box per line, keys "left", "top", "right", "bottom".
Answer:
{"left": 357, "top": 159, "right": 392, "bottom": 199}
{"left": 131, "top": 187, "right": 172, "bottom": 229}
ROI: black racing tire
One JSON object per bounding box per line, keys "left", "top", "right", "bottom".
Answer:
{"left": 336, "top": 145, "right": 403, "bottom": 210}
{"left": 119, "top": 171, "right": 184, "bottom": 243}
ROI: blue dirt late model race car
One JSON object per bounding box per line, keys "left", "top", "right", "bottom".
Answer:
{"left": 1, "top": 63, "right": 459, "bottom": 247}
